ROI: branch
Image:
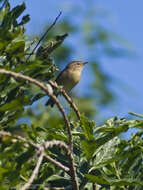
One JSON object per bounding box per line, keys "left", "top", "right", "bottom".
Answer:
{"left": 48, "top": 80, "right": 81, "bottom": 120}
{"left": 0, "top": 69, "right": 79, "bottom": 190}
{"left": 0, "top": 69, "right": 73, "bottom": 149}
{"left": 0, "top": 131, "right": 78, "bottom": 187}
{"left": 20, "top": 152, "right": 44, "bottom": 190}
{"left": 68, "top": 153, "right": 79, "bottom": 190}
{"left": 43, "top": 140, "right": 79, "bottom": 183}
{"left": 26, "top": 11, "right": 62, "bottom": 61}
{"left": 92, "top": 183, "right": 98, "bottom": 190}
{"left": 44, "top": 140, "right": 70, "bottom": 153}
{"left": 43, "top": 152, "right": 69, "bottom": 173}
{"left": 0, "top": 131, "right": 69, "bottom": 173}
{"left": 25, "top": 37, "right": 39, "bottom": 53}
{"left": 0, "top": 0, "right": 8, "bottom": 11}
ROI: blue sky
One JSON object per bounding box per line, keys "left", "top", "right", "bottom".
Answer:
{"left": 10, "top": 0, "right": 143, "bottom": 120}
{"left": 97, "top": 0, "right": 143, "bottom": 117}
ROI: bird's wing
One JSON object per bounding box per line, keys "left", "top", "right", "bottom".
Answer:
{"left": 55, "top": 68, "right": 66, "bottom": 85}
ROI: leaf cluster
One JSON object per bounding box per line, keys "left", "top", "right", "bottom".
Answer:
{"left": 0, "top": 1, "right": 68, "bottom": 128}
{"left": 0, "top": 1, "right": 142, "bottom": 190}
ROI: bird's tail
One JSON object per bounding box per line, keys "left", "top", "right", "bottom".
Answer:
{"left": 45, "top": 97, "right": 55, "bottom": 107}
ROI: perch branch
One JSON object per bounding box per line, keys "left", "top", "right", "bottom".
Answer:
{"left": 0, "top": 69, "right": 73, "bottom": 150}
{"left": 0, "top": 69, "right": 79, "bottom": 190}
{"left": 48, "top": 80, "right": 81, "bottom": 120}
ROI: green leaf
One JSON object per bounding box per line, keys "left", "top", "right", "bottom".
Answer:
{"left": 80, "top": 114, "right": 95, "bottom": 140}
{"left": 0, "top": 2, "right": 10, "bottom": 22}
{"left": 0, "top": 96, "right": 31, "bottom": 112}
{"left": 0, "top": 39, "right": 9, "bottom": 51}
{"left": 129, "top": 111, "right": 143, "bottom": 118}
{"left": 0, "top": 78, "right": 20, "bottom": 98}
{"left": 20, "top": 14, "right": 30, "bottom": 25}
{"left": 10, "top": 3, "right": 26, "bottom": 19}
{"left": 85, "top": 174, "right": 110, "bottom": 185}
{"left": 85, "top": 174, "right": 143, "bottom": 186}
{"left": 91, "top": 137, "right": 120, "bottom": 169}
{"left": 36, "top": 33, "right": 68, "bottom": 58}
{"left": 2, "top": 3, "right": 26, "bottom": 29}
{"left": 16, "top": 147, "right": 35, "bottom": 170}
{"left": 94, "top": 125, "right": 128, "bottom": 148}
{"left": 81, "top": 140, "right": 98, "bottom": 159}
{"left": 5, "top": 40, "right": 25, "bottom": 57}
{"left": 110, "top": 178, "right": 143, "bottom": 186}
{"left": 126, "top": 119, "right": 143, "bottom": 129}
{"left": 13, "top": 62, "right": 43, "bottom": 72}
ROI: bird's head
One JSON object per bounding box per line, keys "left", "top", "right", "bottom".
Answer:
{"left": 66, "top": 61, "right": 88, "bottom": 72}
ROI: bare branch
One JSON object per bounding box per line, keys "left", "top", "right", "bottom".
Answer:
{"left": 92, "top": 183, "right": 98, "bottom": 190}
{"left": 0, "top": 69, "right": 79, "bottom": 190}
{"left": 43, "top": 153, "right": 69, "bottom": 173}
{"left": 47, "top": 81, "right": 82, "bottom": 189}
{"left": 0, "top": 131, "right": 78, "bottom": 189}
{"left": 0, "top": 69, "right": 73, "bottom": 148}
{"left": 0, "top": 131, "right": 70, "bottom": 173}
{"left": 48, "top": 80, "right": 81, "bottom": 120}
{"left": 0, "top": 132, "right": 70, "bottom": 174}
{"left": 44, "top": 140, "right": 70, "bottom": 153}
{"left": 25, "top": 37, "right": 39, "bottom": 53}
{"left": 26, "top": 11, "right": 62, "bottom": 61}
{"left": 20, "top": 152, "right": 44, "bottom": 190}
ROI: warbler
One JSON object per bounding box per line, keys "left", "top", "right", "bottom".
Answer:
{"left": 46, "top": 61, "right": 88, "bottom": 107}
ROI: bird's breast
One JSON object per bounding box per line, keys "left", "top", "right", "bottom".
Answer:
{"left": 58, "top": 69, "right": 81, "bottom": 92}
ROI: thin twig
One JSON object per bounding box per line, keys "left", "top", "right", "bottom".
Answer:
{"left": 48, "top": 80, "right": 81, "bottom": 120}
{"left": 26, "top": 11, "right": 62, "bottom": 61}
{"left": 0, "top": 69, "right": 79, "bottom": 190}
{"left": 43, "top": 153, "right": 70, "bottom": 173}
{"left": 20, "top": 152, "right": 44, "bottom": 190}
{"left": 92, "top": 183, "right": 98, "bottom": 190}
{"left": 25, "top": 37, "right": 39, "bottom": 53}
{"left": 0, "top": 0, "right": 8, "bottom": 11}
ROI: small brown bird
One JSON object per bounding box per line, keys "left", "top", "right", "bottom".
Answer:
{"left": 46, "top": 61, "right": 88, "bottom": 107}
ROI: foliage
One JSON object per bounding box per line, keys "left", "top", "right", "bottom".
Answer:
{"left": 0, "top": 1, "right": 142, "bottom": 190}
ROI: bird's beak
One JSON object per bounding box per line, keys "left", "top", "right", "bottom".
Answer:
{"left": 83, "top": 62, "right": 88, "bottom": 65}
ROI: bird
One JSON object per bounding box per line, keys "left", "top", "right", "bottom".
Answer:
{"left": 46, "top": 61, "right": 88, "bottom": 107}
